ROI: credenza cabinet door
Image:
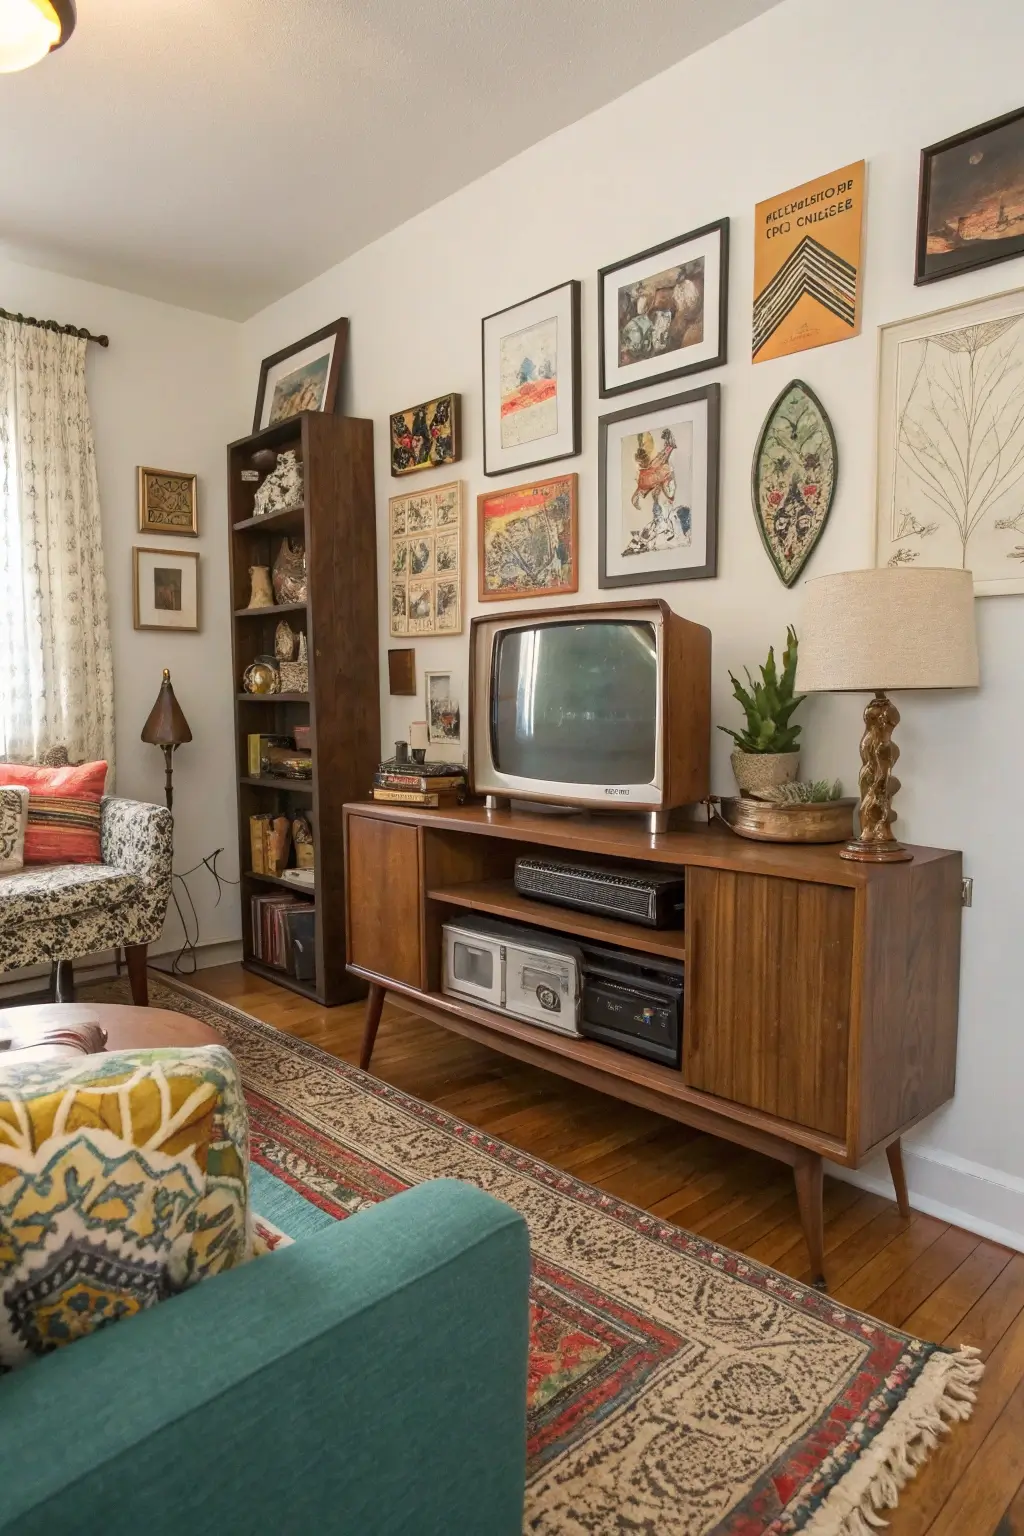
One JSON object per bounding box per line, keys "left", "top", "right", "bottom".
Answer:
{"left": 684, "top": 867, "right": 853, "bottom": 1139}
{"left": 346, "top": 815, "right": 423, "bottom": 988}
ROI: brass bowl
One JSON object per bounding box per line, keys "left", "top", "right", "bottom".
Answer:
{"left": 242, "top": 658, "right": 281, "bottom": 695}
{"left": 719, "top": 796, "right": 857, "bottom": 844}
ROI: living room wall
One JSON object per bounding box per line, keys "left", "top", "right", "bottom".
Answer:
{"left": 0, "top": 254, "right": 243, "bottom": 970}
{"left": 236, "top": 0, "right": 1024, "bottom": 1244}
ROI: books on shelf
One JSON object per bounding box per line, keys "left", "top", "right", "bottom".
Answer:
{"left": 247, "top": 734, "right": 292, "bottom": 776}
{"left": 250, "top": 890, "right": 316, "bottom": 978}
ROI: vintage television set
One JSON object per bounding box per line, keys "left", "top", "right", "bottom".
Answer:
{"left": 469, "top": 600, "right": 711, "bottom": 830}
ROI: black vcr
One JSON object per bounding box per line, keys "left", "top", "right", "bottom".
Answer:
{"left": 578, "top": 940, "right": 683, "bottom": 1069}
{"left": 514, "top": 855, "right": 684, "bottom": 930}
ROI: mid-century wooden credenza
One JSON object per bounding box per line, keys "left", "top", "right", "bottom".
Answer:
{"left": 342, "top": 802, "right": 963, "bottom": 1287}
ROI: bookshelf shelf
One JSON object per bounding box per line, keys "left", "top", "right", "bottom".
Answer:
{"left": 228, "top": 409, "right": 380, "bottom": 1005}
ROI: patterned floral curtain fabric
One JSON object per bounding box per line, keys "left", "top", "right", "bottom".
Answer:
{"left": 0, "top": 321, "right": 115, "bottom": 773}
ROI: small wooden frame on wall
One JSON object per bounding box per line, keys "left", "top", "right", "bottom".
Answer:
{"left": 137, "top": 467, "right": 198, "bottom": 536}
{"left": 387, "top": 648, "right": 417, "bottom": 695}
{"left": 133, "top": 547, "right": 200, "bottom": 632}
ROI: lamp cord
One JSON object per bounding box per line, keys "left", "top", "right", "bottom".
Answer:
{"left": 149, "top": 848, "right": 239, "bottom": 978}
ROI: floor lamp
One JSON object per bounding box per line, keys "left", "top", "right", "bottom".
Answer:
{"left": 141, "top": 668, "right": 192, "bottom": 811}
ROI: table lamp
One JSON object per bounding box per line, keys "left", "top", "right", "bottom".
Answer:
{"left": 798, "top": 568, "right": 978, "bottom": 862}
{"left": 140, "top": 668, "right": 192, "bottom": 811}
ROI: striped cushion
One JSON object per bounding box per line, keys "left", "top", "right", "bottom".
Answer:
{"left": 0, "top": 762, "right": 107, "bottom": 864}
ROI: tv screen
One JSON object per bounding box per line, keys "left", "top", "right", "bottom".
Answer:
{"left": 490, "top": 620, "right": 658, "bottom": 785}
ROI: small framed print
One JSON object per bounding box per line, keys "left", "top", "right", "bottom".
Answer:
{"left": 133, "top": 547, "right": 199, "bottom": 631}
{"left": 388, "top": 480, "right": 463, "bottom": 636}
{"left": 598, "top": 384, "right": 720, "bottom": 586}
{"left": 425, "top": 670, "right": 461, "bottom": 745}
{"left": 390, "top": 392, "right": 460, "bottom": 476}
{"left": 481, "top": 280, "right": 581, "bottom": 476}
{"left": 599, "top": 219, "right": 729, "bottom": 397}
{"left": 477, "top": 473, "right": 578, "bottom": 601}
{"left": 916, "top": 107, "right": 1024, "bottom": 285}
{"left": 137, "top": 467, "right": 198, "bottom": 536}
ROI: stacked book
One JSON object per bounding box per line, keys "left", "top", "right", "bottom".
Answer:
{"left": 251, "top": 891, "right": 317, "bottom": 980}
{"left": 247, "top": 732, "right": 313, "bottom": 780}
{"left": 372, "top": 760, "right": 467, "bottom": 808}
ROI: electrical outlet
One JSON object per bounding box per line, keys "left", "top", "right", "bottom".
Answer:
{"left": 961, "top": 877, "right": 973, "bottom": 908}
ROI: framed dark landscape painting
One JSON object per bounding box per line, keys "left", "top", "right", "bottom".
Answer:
{"left": 598, "top": 219, "right": 728, "bottom": 397}
{"left": 916, "top": 106, "right": 1024, "bottom": 284}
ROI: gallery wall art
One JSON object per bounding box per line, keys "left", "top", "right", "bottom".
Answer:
{"left": 425, "top": 670, "right": 461, "bottom": 745}
{"left": 598, "top": 384, "right": 719, "bottom": 586}
{"left": 137, "top": 466, "right": 198, "bottom": 537}
{"left": 252, "top": 318, "right": 348, "bottom": 432}
{"left": 133, "top": 547, "right": 199, "bottom": 632}
{"left": 477, "top": 473, "right": 578, "bottom": 601}
{"left": 390, "top": 392, "right": 461, "bottom": 476}
{"left": 916, "top": 106, "right": 1024, "bottom": 285}
{"left": 751, "top": 380, "right": 837, "bottom": 587}
{"left": 752, "top": 162, "right": 864, "bottom": 362}
{"left": 598, "top": 220, "right": 729, "bottom": 397}
{"left": 389, "top": 480, "right": 463, "bottom": 635}
{"left": 875, "top": 286, "right": 1024, "bottom": 595}
{"left": 481, "top": 281, "right": 581, "bottom": 476}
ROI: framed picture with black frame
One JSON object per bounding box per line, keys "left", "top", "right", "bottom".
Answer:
{"left": 598, "top": 383, "right": 720, "bottom": 587}
{"left": 598, "top": 219, "right": 729, "bottom": 398}
{"left": 915, "top": 106, "right": 1024, "bottom": 285}
{"left": 481, "top": 280, "right": 581, "bottom": 476}
{"left": 252, "top": 317, "right": 348, "bottom": 432}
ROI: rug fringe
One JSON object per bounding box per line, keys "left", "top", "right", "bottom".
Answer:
{"left": 804, "top": 1345, "right": 984, "bottom": 1535}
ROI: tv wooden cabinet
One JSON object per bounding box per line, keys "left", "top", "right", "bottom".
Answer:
{"left": 342, "top": 802, "right": 963, "bottom": 1287}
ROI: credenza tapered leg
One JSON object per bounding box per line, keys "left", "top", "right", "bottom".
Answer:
{"left": 793, "top": 1151, "right": 826, "bottom": 1290}
{"left": 886, "top": 1138, "right": 911, "bottom": 1219}
{"left": 359, "top": 983, "right": 386, "bottom": 1070}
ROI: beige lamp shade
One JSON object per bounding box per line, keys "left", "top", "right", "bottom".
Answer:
{"left": 798, "top": 568, "right": 979, "bottom": 693}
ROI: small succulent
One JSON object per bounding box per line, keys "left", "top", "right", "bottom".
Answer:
{"left": 718, "top": 627, "right": 805, "bottom": 755}
{"left": 760, "top": 779, "right": 843, "bottom": 805}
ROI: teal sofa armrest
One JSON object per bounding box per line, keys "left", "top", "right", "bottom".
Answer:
{"left": 0, "top": 1179, "right": 531, "bottom": 1536}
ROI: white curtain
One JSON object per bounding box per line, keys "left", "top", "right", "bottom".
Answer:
{"left": 0, "top": 320, "right": 115, "bottom": 772}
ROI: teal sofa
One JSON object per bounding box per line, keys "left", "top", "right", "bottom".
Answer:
{"left": 0, "top": 1180, "right": 531, "bottom": 1535}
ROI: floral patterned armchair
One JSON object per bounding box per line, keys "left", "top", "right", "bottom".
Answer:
{"left": 0, "top": 796, "right": 173, "bottom": 1004}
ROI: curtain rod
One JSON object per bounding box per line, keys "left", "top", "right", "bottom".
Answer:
{"left": 0, "top": 307, "right": 109, "bottom": 348}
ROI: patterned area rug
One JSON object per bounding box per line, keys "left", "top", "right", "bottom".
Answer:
{"left": 83, "top": 975, "right": 981, "bottom": 1536}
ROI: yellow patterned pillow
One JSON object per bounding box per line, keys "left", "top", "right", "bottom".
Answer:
{"left": 0, "top": 1045, "right": 250, "bottom": 1371}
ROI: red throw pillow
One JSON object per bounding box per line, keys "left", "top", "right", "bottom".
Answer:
{"left": 0, "top": 762, "right": 107, "bottom": 864}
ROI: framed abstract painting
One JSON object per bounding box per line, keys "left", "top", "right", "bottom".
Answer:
{"left": 916, "top": 107, "right": 1024, "bottom": 285}
{"left": 598, "top": 220, "right": 728, "bottom": 397}
{"left": 481, "top": 281, "right": 581, "bottom": 476}
{"left": 477, "top": 473, "right": 578, "bottom": 600}
{"left": 597, "top": 384, "right": 720, "bottom": 586}
{"left": 390, "top": 392, "right": 461, "bottom": 476}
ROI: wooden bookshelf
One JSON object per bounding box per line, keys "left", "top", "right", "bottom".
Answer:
{"left": 227, "top": 410, "right": 379, "bottom": 1004}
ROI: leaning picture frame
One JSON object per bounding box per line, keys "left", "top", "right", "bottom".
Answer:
{"left": 481, "top": 280, "right": 581, "bottom": 476}
{"left": 598, "top": 219, "right": 729, "bottom": 398}
{"left": 252, "top": 318, "right": 349, "bottom": 433}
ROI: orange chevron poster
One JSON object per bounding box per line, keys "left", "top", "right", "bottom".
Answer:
{"left": 752, "top": 161, "right": 865, "bottom": 362}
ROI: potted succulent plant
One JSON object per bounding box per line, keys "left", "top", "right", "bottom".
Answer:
{"left": 718, "top": 627, "right": 806, "bottom": 797}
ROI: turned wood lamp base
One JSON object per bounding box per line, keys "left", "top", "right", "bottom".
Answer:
{"left": 841, "top": 690, "right": 913, "bottom": 864}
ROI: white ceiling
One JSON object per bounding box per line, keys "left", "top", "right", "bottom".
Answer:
{"left": 0, "top": 0, "right": 779, "bottom": 320}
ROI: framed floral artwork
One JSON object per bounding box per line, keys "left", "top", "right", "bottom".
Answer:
{"left": 481, "top": 280, "right": 581, "bottom": 476}
{"left": 477, "top": 473, "right": 578, "bottom": 601}
{"left": 598, "top": 220, "right": 728, "bottom": 397}
{"left": 388, "top": 480, "right": 463, "bottom": 635}
{"left": 598, "top": 385, "right": 719, "bottom": 586}
{"left": 751, "top": 381, "right": 837, "bottom": 587}
{"left": 137, "top": 467, "right": 198, "bottom": 536}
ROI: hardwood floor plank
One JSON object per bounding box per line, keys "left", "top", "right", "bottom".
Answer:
{"left": 902, "top": 1242, "right": 1015, "bottom": 1344}
{"left": 923, "top": 1373, "right": 1024, "bottom": 1536}
{"left": 995, "top": 1474, "right": 1024, "bottom": 1535}
{"left": 867, "top": 1225, "right": 980, "bottom": 1330}
{"left": 951, "top": 1253, "right": 1024, "bottom": 1356}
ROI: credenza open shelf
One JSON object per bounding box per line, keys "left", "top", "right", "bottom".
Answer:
{"left": 343, "top": 800, "right": 964, "bottom": 1288}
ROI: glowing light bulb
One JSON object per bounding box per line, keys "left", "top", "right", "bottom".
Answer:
{"left": 0, "top": 0, "right": 63, "bottom": 73}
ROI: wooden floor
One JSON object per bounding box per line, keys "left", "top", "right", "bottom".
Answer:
{"left": 194, "top": 961, "right": 1024, "bottom": 1535}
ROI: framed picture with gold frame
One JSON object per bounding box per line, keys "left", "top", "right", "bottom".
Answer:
{"left": 133, "top": 547, "right": 200, "bottom": 632}
{"left": 137, "top": 466, "right": 198, "bottom": 537}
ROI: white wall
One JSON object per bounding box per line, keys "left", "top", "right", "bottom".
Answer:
{"left": 236, "top": 0, "right": 1024, "bottom": 1242}
{"left": 0, "top": 256, "right": 244, "bottom": 963}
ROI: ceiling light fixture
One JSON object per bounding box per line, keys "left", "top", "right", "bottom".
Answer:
{"left": 0, "top": 0, "right": 74, "bottom": 74}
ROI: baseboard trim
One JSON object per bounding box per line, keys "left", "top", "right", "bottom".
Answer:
{"left": 831, "top": 1146, "right": 1024, "bottom": 1253}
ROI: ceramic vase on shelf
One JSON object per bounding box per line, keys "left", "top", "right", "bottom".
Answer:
{"left": 253, "top": 450, "right": 303, "bottom": 519}
{"left": 247, "top": 566, "right": 274, "bottom": 609}
{"left": 730, "top": 749, "right": 801, "bottom": 799}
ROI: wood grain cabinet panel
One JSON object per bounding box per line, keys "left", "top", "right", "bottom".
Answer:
{"left": 684, "top": 867, "right": 853, "bottom": 1138}
{"left": 346, "top": 816, "right": 422, "bottom": 988}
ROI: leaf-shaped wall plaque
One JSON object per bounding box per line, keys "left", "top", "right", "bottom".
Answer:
{"left": 751, "top": 380, "right": 838, "bottom": 587}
